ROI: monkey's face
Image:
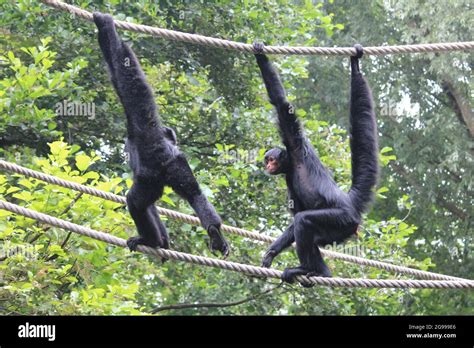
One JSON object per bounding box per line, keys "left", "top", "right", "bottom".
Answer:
{"left": 265, "top": 156, "right": 279, "bottom": 174}
{"left": 264, "top": 147, "right": 288, "bottom": 175}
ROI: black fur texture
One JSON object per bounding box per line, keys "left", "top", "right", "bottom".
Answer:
{"left": 255, "top": 43, "right": 378, "bottom": 285}
{"left": 94, "top": 13, "right": 229, "bottom": 257}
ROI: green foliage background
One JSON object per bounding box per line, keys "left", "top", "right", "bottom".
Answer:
{"left": 0, "top": 0, "right": 472, "bottom": 315}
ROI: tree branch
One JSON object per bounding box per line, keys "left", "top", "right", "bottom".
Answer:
{"left": 442, "top": 78, "right": 474, "bottom": 139}
{"left": 46, "top": 193, "right": 84, "bottom": 261}
{"left": 390, "top": 162, "right": 467, "bottom": 220}
{"left": 150, "top": 283, "right": 282, "bottom": 314}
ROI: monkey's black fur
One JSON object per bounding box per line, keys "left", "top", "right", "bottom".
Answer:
{"left": 94, "top": 13, "right": 229, "bottom": 257}
{"left": 255, "top": 43, "right": 378, "bottom": 285}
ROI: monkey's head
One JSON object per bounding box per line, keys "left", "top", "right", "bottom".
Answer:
{"left": 264, "top": 147, "right": 289, "bottom": 175}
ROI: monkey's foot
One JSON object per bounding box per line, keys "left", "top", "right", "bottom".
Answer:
{"left": 126, "top": 237, "right": 168, "bottom": 263}
{"left": 307, "top": 268, "right": 332, "bottom": 278}
{"left": 282, "top": 266, "right": 332, "bottom": 288}
{"left": 126, "top": 237, "right": 164, "bottom": 251}
{"left": 281, "top": 266, "right": 309, "bottom": 284}
{"left": 261, "top": 249, "right": 277, "bottom": 268}
{"left": 126, "top": 236, "right": 149, "bottom": 251}
{"left": 207, "top": 225, "right": 230, "bottom": 258}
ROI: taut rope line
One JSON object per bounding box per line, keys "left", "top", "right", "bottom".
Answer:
{"left": 40, "top": 0, "right": 474, "bottom": 56}
{"left": 1, "top": 200, "right": 474, "bottom": 289}
{"left": 0, "top": 159, "right": 467, "bottom": 282}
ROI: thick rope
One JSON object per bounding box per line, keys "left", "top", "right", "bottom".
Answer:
{"left": 40, "top": 0, "right": 474, "bottom": 56}
{"left": 1, "top": 200, "right": 474, "bottom": 289}
{"left": 0, "top": 160, "right": 468, "bottom": 282}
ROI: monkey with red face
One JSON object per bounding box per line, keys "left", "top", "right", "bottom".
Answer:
{"left": 255, "top": 43, "right": 379, "bottom": 285}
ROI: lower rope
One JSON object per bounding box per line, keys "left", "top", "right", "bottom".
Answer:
{"left": 0, "top": 159, "right": 466, "bottom": 281}
{"left": 1, "top": 200, "right": 474, "bottom": 289}
{"left": 0, "top": 159, "right": 467, "bottom": 281}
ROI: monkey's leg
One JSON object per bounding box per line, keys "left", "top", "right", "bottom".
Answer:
{"left": 281, "top": 234, "right": 330, "bottom": 288}
{"left": 126, "top": 180, "right": 167, "bottom": 251}
{"left": 166, "top": 156, "right": 229, "bottom": 257}
{"left": 146, "top": 205, "right": 170, "bottom": 250}
{"left": 282, "top": 209, "right": 357, "bottom": 286}
{"left": 261, "top": 223, "right": 294, "bottom": 268}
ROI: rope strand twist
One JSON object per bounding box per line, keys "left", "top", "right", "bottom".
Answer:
{"left": 6, "top": 1, "right": 474, "bottom": 284}
{"left": 1, "top": 200, "right": 474, "bottom": 289}
{"left": 40, "top": 0, "right": 474, "bottom": 56}
{"left": 0, "top": 159, "right": 469, "bottom": 282}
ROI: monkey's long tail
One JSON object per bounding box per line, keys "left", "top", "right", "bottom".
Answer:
{"left": 348, "top": 69, "right": 379, "bottom": 214}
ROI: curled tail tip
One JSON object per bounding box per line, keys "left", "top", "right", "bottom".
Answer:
{"left": 350, "top": 44, "right": 363, "bottom": 74}
{"left": 92, "top": 11, "right": 104, "bottom": 24}
{"left": 93, "top": 12, "right": 114, "bottom": 28}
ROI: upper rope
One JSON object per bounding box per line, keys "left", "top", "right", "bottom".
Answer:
{"left": 40, "top": 0, "right": 474, "bottom": 56}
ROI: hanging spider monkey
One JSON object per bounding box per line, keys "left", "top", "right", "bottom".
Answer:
{"left": 254, "top": 43, "right": 378, "bottom": 285}
{"left": 94, "top": 13, "right": 229, "bottom": 257}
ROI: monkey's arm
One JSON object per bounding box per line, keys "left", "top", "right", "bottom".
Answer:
{"left": 94, "top": 12, "right": 159, "bottom": 128}
{"left": 261, "top": 223, "right": 295, "bottom": 268}
{"left": 254, "top": 51, "right": 304, "bottom": 152}
{"left": 254, "top": 53, "right": 287, "bottom": 106}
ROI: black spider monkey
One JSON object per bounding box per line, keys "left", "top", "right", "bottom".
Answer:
{"left": 254, "top": 43, "right": 378, "bottom": 285}
{"left": 93, "top": 13, "right": 229, "bottom": 257}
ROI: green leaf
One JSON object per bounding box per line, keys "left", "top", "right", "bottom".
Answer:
{"left": 160, "top": 195, "right": 176, "bottom": 207}
{"left": 82, "top": 171, "right": 100, "bottom": 180}
{"left": 6, "top": 186, "right": 21, "bottom": 194}
{"left": 47, "top": 122, "right": 57, "bottom": 130}
{"left": 75, "top": 154, "right": 92, "bottom": 171}
{"left": 13, "top": 191, "right": 33, "bottom": 201}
